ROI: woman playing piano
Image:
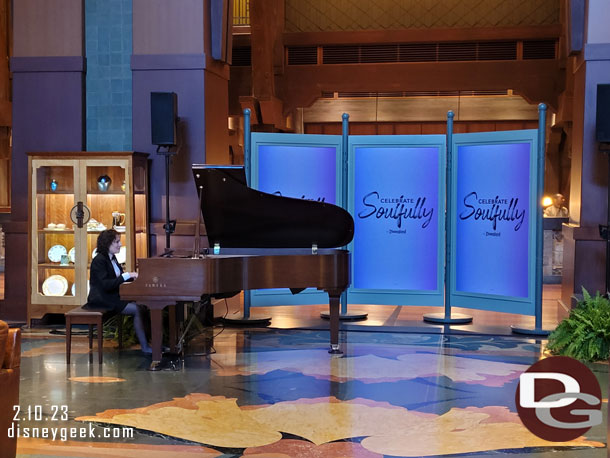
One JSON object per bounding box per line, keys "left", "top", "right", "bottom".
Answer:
{"left": 84, "top": 229, "right": 152, "bottom": 354}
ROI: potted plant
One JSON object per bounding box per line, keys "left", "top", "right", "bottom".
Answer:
{"left": 546, "top": 288, "right": 610, "bottom": 362}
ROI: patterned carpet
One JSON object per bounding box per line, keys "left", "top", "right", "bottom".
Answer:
{"left": 14, "top": 327, "right": 608, "bottom": 457}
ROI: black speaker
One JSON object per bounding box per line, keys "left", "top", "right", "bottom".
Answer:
{"left": 596, "top": 85, "right": 610, "bottom": 143}
{"left": 567, "top": 0, "right": 585, "bottom": 55}
{"left": 151, "top": 92, "right": 178, "bottom": 146}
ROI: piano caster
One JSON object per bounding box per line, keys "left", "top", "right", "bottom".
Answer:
{"left": 328, "top": 344, "right": 342, "bottom": 355}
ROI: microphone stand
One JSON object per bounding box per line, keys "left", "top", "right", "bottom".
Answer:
{"left": 157, "top": 145, "right": 177, "bottom": 254}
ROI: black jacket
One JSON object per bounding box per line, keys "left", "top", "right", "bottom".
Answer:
{"left": 84, "top": 253, "right": 130, "bottom": 313}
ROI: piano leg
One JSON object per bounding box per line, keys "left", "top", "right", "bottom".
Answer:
{"left": 328, "top": 291, "right": 342, "bottom": 354}
{"left": 146, "top": 302, "right": 181, "bottom": 371}
{"left": 168, "top": 305, "right": 177, "bottom": 353}
{"left": 149, "top": 306, "right": 164, "bottom": 369}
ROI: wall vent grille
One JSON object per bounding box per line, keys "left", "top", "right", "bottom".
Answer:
{"left": 523, "top": 40, "right": 556, "bottom": 59}
{"left": 234, "top": 39, "right": 555, "bottom": 67}
{"left": 287, "top": 46, "right": 318, "bottom": 65}
{"left": 335, "top": 90, "right": 510, "bottom": 98}
{"left": 319, "top": 40, "right": 551, "bottom": 64}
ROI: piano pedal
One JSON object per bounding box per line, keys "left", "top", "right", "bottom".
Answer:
{"left": 147, "top": 353, "right": 183, "bottom": 371}
{"left": 328, "top": 344, "right": 343, "bottom": 355}
{"left": 166, "top": 355, "right": 182, "bottom": 371}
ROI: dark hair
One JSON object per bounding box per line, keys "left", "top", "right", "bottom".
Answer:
{"left": 96, "top": 229, "right": 120, "bottom": 255}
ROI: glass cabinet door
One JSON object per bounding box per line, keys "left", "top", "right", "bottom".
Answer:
{"left": 133, "top": 155, "right": 149, "bottom": 261}
{"left": 31, "top": 161, "right": 80, "bottom": 305}
{"left": 28, "top": 152, "right": 149, "bottom": 323}
{"left": 83, "top": 161, "right": 131, "bottom": 287}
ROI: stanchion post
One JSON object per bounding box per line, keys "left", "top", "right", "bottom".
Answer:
{"left": 535, "top": 104, "right": 547, "bottom": 330}
{"left": 243, "top": 108, "right": 252, "bottom": 319}
{"left": 321, "top": 113, "right": 368, "bottom": 321}
{"left": 423, "top": 110, "right": 472, "bottom": 324}
{"left": 221, "top": 109, "right": 270, "bottom": 326}
{"left": 511, "top": 103, "right": 550, "bottom": 335}
{"left": 341, "top": 113, "right": 350, "bottom": 315}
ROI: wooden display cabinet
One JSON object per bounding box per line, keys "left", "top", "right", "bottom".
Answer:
{"left": 27, "top": 152, "right": 149, "bottom": 324}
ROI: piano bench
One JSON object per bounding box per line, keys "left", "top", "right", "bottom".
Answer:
{"left": 65, "top": 307, "right": 123, "bottom": 364}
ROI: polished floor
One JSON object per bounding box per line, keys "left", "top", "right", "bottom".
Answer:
{"left": 12, "top": 286, "right": 609, "bottom": 457}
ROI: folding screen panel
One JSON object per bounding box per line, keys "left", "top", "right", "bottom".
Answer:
{"left": 249, "top": 133, "right": 343, "bottom": 306}
{"left": 449, "top": 130, "right": 539, "bottom": 315}
{"left": 347, "top": 135, "right": 446, "bottom": 306}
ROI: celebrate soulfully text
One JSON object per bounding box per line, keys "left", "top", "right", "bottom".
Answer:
{"left": 358, "top": 192, "right": 434, "bottom": 229}
{"left": 459, "top": 191, "right": 525, "bottom": 231}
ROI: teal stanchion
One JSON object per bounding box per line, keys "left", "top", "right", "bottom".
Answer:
{"left": 423, "top": 110, "right": 473, "bottom": 325}
{"left": 511, "top": 103, "right": 551, "bottom": 336}
{"left": 321, "top": 113, "right": 368, "bottom": 321}
{"left": 221, "top": 108, "right": 270, "bottom": 326}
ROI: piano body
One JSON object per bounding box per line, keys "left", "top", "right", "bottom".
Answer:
{"left": 120, "top": 165, "right": 354, "bottom": 368}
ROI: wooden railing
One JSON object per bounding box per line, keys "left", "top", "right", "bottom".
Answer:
{"left": 233, "top": 0, "right": 249, "bottom": 26}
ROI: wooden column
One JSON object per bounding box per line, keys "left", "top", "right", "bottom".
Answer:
{"left": 561, "top": 2, "right": 610, "bottom": 305}
{"left": 0, "top": 0, "right": 11, "bottom": 212}
{"left": 132, "top": 0, "right": 231, "bottom": 255}
{"left": 244, "top": 0, "right": 288, "bottom": 131}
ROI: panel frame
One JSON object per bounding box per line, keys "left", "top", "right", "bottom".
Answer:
{"left": 347, "top": 134, "right": 446, "bottom": 306}
{"left": 448, "top": 129, "right": 539, "bottom": 315}
{"left": 249, "top": 132, "right": 344, "bottom": 306}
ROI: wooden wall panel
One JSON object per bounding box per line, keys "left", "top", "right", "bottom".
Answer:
{"left": 377, "top": 123, "right": 394, "bottom": 135}
{"left": 421, "top": 122, "right": 446, "bottom": 134}
{"left": 394, "top": 124, "right": 422, "bottom": 135}
{"left": 285, "top": 0, "right": 559, "bottom": 33}
{"left": 13, "top": 0, "right": 83, "bottom": 57}
{"left": 350, "top": 123, "right": 377, "bottom": 135}
{"left": 323, "top": 123, "right": 342, "bottom": 135}
{"left": 204, "top": 70, "right": 230, "bottom": 164}
{"left": 305, "top": 120, "right": 541, "bottom": 135}
{"left": 305, "top": 123, "right": 323, "bottom": 134}
{"left": 466, "top": 122, "right": 497, "bottom": 132}
{"left": 0, "top": 0, "right": 9, "bottom": 211}
{"left": 0, "top": 157, "right": 8, "bottom": 209}
{"left": 452, "top": 123, "right": 468, "bottom": 133}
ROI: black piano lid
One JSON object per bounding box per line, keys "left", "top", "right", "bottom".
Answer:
{"left": 192, "top": 164, "right": 354, "bottom": 249}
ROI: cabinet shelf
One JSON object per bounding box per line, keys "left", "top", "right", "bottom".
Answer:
{"left": 86, "top": 191, "right": 126, "bottom": 195}
{"left": 38, "top": 229, "right": 75, "bottom": 234}
{"left": 37, "top": 263, "right": 75, "bottom": 269}
{"left": 36, "top": 191, "right": 75, "bottom": 195}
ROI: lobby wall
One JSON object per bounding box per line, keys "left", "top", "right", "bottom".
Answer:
{"left": 4, "top": 0, "right": 85, "bottom": 320}
{"left": 2, "top": 0, "right": 231, "bottom": 321}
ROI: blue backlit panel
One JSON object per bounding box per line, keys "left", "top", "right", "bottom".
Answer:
{"left": 353, "top": 146, "right": 439, "bottom": 290}
{"left": 249, "top": 133, "right": 343, "bottom": 306}
{"left": 348, "top": 136, "right": 445, "bottom": 306}
{"left": 455, "top": 143, "right": 530, "bottom": 297}
{"left": 257, "top": 145, "right": 337, "bottom": 204}
{"left": 450, "top": 130, "right": 538, "bottom": 315}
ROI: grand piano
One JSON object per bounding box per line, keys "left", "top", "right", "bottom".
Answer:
{"left": 120, "top": 165, "right": 354, "bottom": 369}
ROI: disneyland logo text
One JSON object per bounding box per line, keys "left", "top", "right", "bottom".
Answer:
{"left": 273, "top": 191, "right": 326, "bottom": 202}
{"left": 358, "top": 192, "right": 434, "bottom": 229}
{"left": 459, "top": 191, "right": 525, "bottom": 231}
